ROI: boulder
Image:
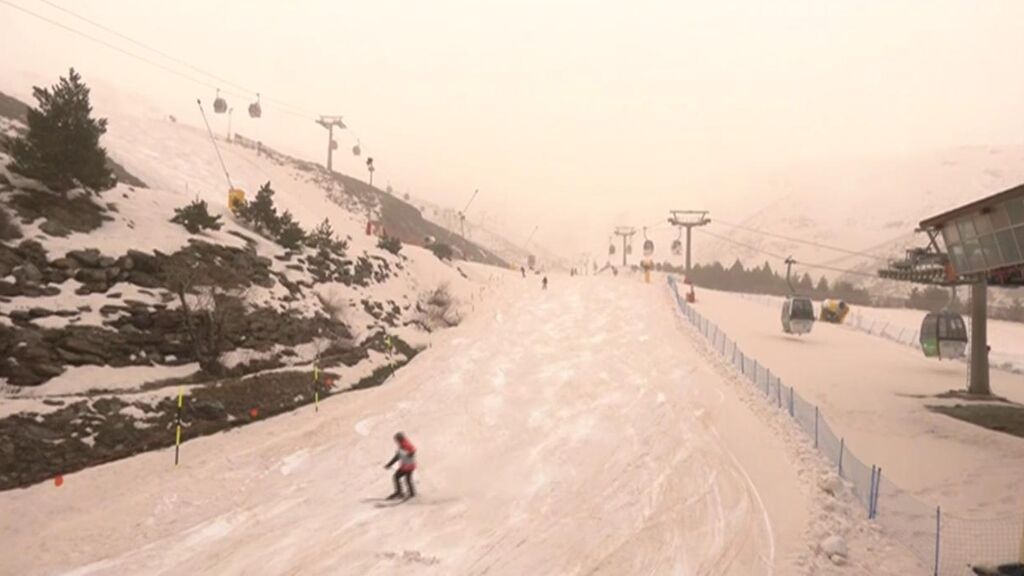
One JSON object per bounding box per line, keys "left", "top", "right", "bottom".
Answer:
{"left": 130, "top": 313, "right": 154, "bottom": 330}
{"left": 129, "top": 271, "right": 162, "bottom": 289}
{"left": 99, "top": 305, "right": 124, "bottom": 316}
{"left": 27, "top": 307, "right": 51, "bottom": 319}
{"left": 12, "top": 263, "right": 43, "bottom": 286}
{"left": 67, "top": 249, "right": 101, "bottom": 268}
{"left": 39, "top": 220, "right": 70, "bottom": 237}
{"left": 50, "top": 257, "right": 78, "bottom": 270}
{"left": 43, "top": 269, "right": 69, "bottom": 284}
{"left": 126, "top": 249, "right": 158, "bottom": 273}
{"left": 74, "top": 268, "right": 108, "bottom": 285}
{"left": 98, "top": 256, "right": 116, "bottom": 268}
{"left": 59, "top": 335, "right": 107, "bottom": 360}
{"left": 56, "top": 348, "right": 104, "bottom": 366}
{"left": 8, "top": 310, "right": 30, "bottom": 323}
{"left": 32, "top": 363, "right": 64, "bottom": 379}
{"left": 192, "top": 400, "right": 227, "bottom": 421}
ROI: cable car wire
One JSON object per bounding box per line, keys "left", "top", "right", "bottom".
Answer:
{"left": 6, "top": 0, "right": 375, "bottom": 159}
{"left": 5, "top": 0, "right": 323, "bottom": 122}
{"left": 33, "top": 0, "right": 318, "bottom": 120}
{"left": 696, "top": 228, "right": 895, "bottom": 282}
{"left": 710, "top": 217, "right": 890, "bottom": 262}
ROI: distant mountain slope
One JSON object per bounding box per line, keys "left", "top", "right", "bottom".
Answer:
{"left": 699, "top": 146, "right": 1024, "bottom": 300}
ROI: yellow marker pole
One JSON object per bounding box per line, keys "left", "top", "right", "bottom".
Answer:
{"left": 174, "top": 386, "right": 184, "bottom": 466}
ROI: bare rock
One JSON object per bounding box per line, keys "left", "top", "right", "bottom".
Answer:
{"left": 39, "top": 220, "right": 70, "bottom": 237}
{"left": 67, "top": 249, "right": 101, "bottom": 268}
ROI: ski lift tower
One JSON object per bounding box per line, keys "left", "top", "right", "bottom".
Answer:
{"left": 458, "top": 188, "right": 479, "bottom": 239}
{"left": 316, "top": 116, "right": 346, "bottom": 173}
{"left": 668, "top": 210, "right": 711, "bottom": 273}
{"left": 614, "top": 226, "right": 637, "bottom": 268}
{"left": 878, "top": 183, "right": 1024, "bottom": 396}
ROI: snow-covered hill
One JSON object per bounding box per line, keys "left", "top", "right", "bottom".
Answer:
{"left": 0, "top": 85, "right": 511, "bottom": 490}
{"left": 698, "top": 146, "right": 1024, "bottom": 300}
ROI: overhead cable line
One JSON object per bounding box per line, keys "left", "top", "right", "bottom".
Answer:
{"left": 5, "top": 0, "right": 316, "bottom": 122}
{"left": 710, "top": 217, "right": 890, "bottom": 262}
{"left": 696, "top": 227, "right": 894, "bottom": 281}
{"left": 34, "top": 0, "right": 317, "bottom": 119}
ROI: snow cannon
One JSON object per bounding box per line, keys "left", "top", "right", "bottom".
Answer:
{"left": 819, "top": 299, "right": 850, "bottom": 324}
{"left": 227, "top": 188, "right": 246, "bottom": 213}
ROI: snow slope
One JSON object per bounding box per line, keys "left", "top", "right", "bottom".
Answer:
{"left": 693, "top": 289, "right": 1024, "bottom": 523}
{"left": 0, "top": 276, "right": 841, "bottom": 575}
{"left": 735, "top": 292, "right": 1024, "bottom": 374}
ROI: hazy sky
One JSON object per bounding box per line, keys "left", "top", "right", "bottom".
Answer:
{"left": 3, "top": 1, "right": 1024, "bottom": 258}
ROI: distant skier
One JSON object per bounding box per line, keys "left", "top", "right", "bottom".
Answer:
{"left": 384, "top": 432, "right": 416, "bottom": 499}
{"left": 542, "top": 276, "right": 548, "bottom": 290}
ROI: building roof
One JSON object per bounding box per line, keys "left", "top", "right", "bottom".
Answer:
{"left": 919, "top": 182, "right": 1024, "bottom": 229}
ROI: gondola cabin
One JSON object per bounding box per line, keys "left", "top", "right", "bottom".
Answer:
{"left": 781, "top": 296, "right": 815, "bottom": 335}
{"left": 919, "top": 311, "right": 968, "bottom": 359}
{"left": 213, "top": 89, "right": 228, "bottom": 114}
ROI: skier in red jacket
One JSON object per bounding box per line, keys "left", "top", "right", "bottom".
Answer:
{"left": 384, "top": 432, "right": 417, "bottom": 499}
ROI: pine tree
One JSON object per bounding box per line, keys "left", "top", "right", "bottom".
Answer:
{"left": 171, "top": 197, "right": 222, "bottom": 234}
{"left": 276, "top": 210, "right": 306, "bottom": 250}
{"left": 378, "top": 234, "right": 402, "bottom": 255}
{"left": 307, "top": 218, "right": 338, "bottom": 252}
{"left": 815, "top": 275, "right": 830, "bottom": 296}
{"left": 7, "top": 68, "right": 115, "bottom": 193}
{"left": 237, "top": 181, "right": 280, "bottom": 235}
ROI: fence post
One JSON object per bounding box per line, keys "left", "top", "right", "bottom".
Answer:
{"left": 872, "top": 467, "right": 882, "bottom": 519}
{"left": 814, "top": 406, "right": 819, "bottom": 448}
{"left": 838, "top": 438, "right": 845, "bottom": 477}
{"left": 788, "top": 386, "right": 794, "bottom": 417}
{"left": 868, "top": 466, "right": 877, "bottom": 518}
{"left": 776, "top": 382, "right": 782, "bottom": 408}
{"left": 934, "top": 506, "right": 941, "bottom": 576}
{"left": 752, "top": 359, "right": 759, "bottom": 384}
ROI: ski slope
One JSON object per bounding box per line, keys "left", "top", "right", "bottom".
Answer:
{"left": 694, "top": 289, "right": 1024, "bottom": 521}
{"left": 0, "top": 276, "right": 819, "bottom": 575}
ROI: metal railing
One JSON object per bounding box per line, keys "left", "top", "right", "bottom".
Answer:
{"left": 668, "top": 277, "right": 1024, "bottom": 575}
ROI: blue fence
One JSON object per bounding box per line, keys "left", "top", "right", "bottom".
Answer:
{"left": 667, "top": 277, "right": 1023, "bottom": 575}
